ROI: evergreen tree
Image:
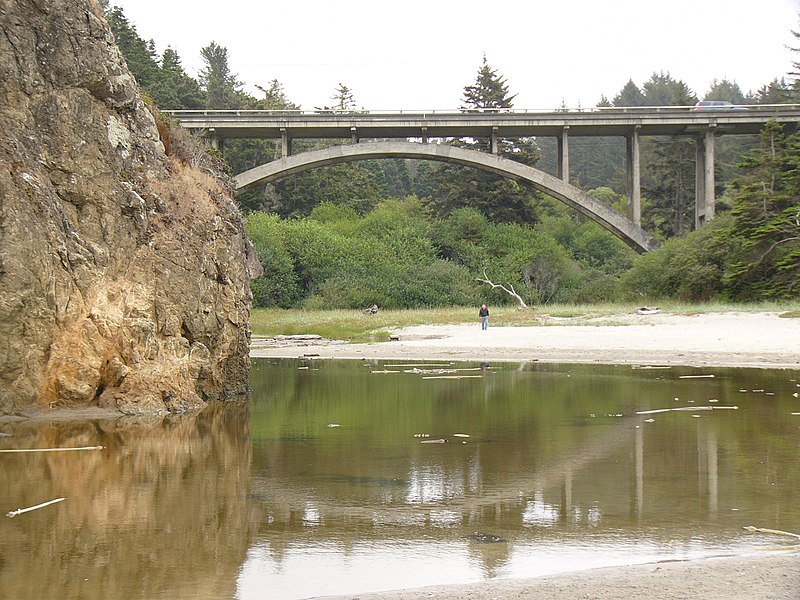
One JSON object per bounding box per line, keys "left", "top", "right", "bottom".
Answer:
{"left": 421, "top": 57, "right": 541, "bottom": 223}
{"left": 612, "top": 79, "right": 645, "bottom": 106}
{"left": 104, "top": 6, "right": 159, "bottom": 89}
{"left": 724, "top": 121, "right": 800, "bottom": 298}
{"left": 199, "top": 42, "right": 241, "bottom": 109}
{"left": 756, "top": 78, "right": 792, "bottom": 104}
{"left": 461, "top": 55, "right": 516, "bottom": 111}
{"left": 702, "top": 78, "right": 752, "bottom": 104}
{"left": 149, "top": 47, "right": 205, "bottom": 109}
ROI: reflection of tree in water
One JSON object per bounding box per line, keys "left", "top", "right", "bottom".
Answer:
{"left": 0, "top": 403, "right": 255, "bottom": 600}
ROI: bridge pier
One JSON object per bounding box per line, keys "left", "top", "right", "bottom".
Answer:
{"left": 695, "top": 128, "right": 716, "bottom": 228}
{"left": 626, "top": 126, "right": 641, "bottom": 226}
{"left": 281, "top": 128, "right": 292, "bottom": 157}
{"left": 490, "top": 127, "right": 499, "bottom": 154}
{"left": 207, "top": 129, "right": 224, "bottom": 152}
{"left": 557, "top": 126, "right": 570, "bottom": 183}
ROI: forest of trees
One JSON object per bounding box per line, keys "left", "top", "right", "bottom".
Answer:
{"left": 103, "top": 2, "right": 800, "bottom": 306}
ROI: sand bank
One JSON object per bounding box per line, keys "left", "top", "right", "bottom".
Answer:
{"left": 251, "top": 311, "right": 800, "bottom": 369}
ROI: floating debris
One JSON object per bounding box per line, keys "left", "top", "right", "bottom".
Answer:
{"left": 679, "top": 374, "right": 715, "bottom": 379}
{"left": 420, "top": 438, "right": 447, "bottom": 444}
{"left": 636, "top": 406, "right": 738, "bottom": 415}
{"left": 632, "top": 365, "right": 672, "bottom": 370}
{"left": 6, "top": 497, "right": 65, "bottom": 518}
{"left": 404, "top": 368, "right": 458, "bottom": 375}
{"left": 413, "top": 433, "right": 430, "bottom": 438}
{"left": 453, "top": 434, "right": 470, "bottom": 438}
{"left": 422, "top": 375, "right": 483, "bottom": 380}
{"left": 743, "top": 526, "right": 800, "bottom": 540}
{"left": 635, "top": 307, "right": 661, "bottom": 315}
{"left": 385, "top": 363, "right": 454, "bottom": 368}
{"left": 644, "top": 418, "right": 655, "bottom": 423}
{"left": 370, "top": 370, "right": 401, "bottom": 374}
{"left": 0, "top": 446, "right": 104, "bottom": 454}
{"left": 470, "top": 532, "right": 506, "bottom": 543}
{"left": 326, "top": 424, "right": 340, "bottom": 428}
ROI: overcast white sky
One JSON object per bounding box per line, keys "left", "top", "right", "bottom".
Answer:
{"left": 111, "top": 0, "right": 800, "bottom": 110}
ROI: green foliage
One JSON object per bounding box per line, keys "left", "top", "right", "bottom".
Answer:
{"left": 244, "top": 214, "right": 302, "bottom": 308}
{"left": 461, "top": 55, "right": 517, "bottom": 110}
{"left": 420, "top": 57, "right": 543, "bottom": 224}
{"left": 722, "top": 121, "right": 800, "bottom": 299}
{"left": 199, "top": 42, "right": 242, "bottom": 109}
{"left": 622, "top": 217, "right": 732, "bottom": 301}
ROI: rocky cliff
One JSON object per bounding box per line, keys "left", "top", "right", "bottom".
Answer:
{"left": 0, "top": 0, "right": 260, "bottom": 414}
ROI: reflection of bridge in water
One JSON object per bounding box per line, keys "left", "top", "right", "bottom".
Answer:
{"left": 169, "top": 106, "right": 800, "bottom": 252}
{"left": 251, "top": 412, "right": 722, "bottom": 545}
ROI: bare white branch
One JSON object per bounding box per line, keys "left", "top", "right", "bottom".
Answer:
{"left": 476, "top": 270, "right": 529, "bottom": 309}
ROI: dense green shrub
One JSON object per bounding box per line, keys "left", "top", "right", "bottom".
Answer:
{"left": 622, "top": 217, "right": 731, "bottom": 302}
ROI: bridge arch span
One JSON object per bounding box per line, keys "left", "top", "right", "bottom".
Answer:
{"left": 235, "top": 141, "right": 659, "bottom": 253}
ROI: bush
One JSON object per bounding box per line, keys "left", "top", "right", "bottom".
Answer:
{"left": 622, "top": 217, "right": 731, "bottom": 302}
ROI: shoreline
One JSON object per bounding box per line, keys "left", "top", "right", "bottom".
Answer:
{"left": 255, "top": 310, "right": 800, "bottom": 599}
{"left": 251, "top": 311, "right": 800, "bottom": 370}
{"left": 317, "top": 553, "right": 799, "bottom": 600}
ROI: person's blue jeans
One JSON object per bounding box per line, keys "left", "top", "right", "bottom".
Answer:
{"left": 481, "top": 316, "right": 488, "bottom": 330}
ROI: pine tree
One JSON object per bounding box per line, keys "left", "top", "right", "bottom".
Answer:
{"left": 149, "top": 47, "right": 205, "bottom": 109}
{"left": 104, "top": 6, "right": 159, "bottom": 89}
{"left": 199, "top": 42, "right": 241, "bottom": 109}
{"left": 724, "top": 121, "right": 800, "bottom": 298}
{"left": 612, "top": 80, "right": 645, "bottom": 107}
{"left": 420, "top": 57, "right": 541, "bottom": 223}
{"left": 461, "top": 55, "right": 516, "bottom": 112}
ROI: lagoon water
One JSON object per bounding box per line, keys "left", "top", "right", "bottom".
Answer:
{"left": 1, "top": 359, "right": 798, "bottom": 599}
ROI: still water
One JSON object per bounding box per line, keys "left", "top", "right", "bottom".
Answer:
{"left": 1, "top": 359, "right": 798, "bottom": 599}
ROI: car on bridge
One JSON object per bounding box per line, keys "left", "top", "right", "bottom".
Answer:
{"left": 693, "top": 100, "right": 746, "bottom": 111}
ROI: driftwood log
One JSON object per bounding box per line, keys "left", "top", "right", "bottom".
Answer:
{"left": 476, "top": 270, "right": 528, "bottom": 309}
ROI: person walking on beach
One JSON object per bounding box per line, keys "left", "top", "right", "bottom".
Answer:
{"left": 479, "top": 304, "right": 489, "bottom": 330}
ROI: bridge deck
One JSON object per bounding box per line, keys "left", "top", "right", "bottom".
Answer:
{"left": 167, "top": 106, "right": 800, "bottom": 140}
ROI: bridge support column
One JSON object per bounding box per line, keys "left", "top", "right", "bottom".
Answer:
{"left": 557, "top": 126, "right": 570, "bottom": 182}
{"left": 280, "top": 128, "right": 292, "bottom": 158}
{"left": 421, "top": 127, "right": 428, "bottom": 144}
{"left": 695, "top": 128, "right": 716, "bottom": 228}
{"left": 351, "top": 126, "right": 359, "bottom": 144}
{"left": 207, "top": 129, "right": 224, "bottom": 152}
{"left": 626, "top": 126, "right": 641, "bottom": 226}
{"left": 490, "top": 127, "right": 499, "bottom": 154}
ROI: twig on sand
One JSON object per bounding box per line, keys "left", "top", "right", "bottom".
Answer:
{"left": 0, "top": 446, "right": 104, "bottom": 454}
{"left": 6, "top": 497, "right": 65, "bottom": 518}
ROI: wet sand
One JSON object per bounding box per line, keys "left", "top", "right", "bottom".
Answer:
{"left": 253, "top": 310, "right": 800, "bottom": 598}
{"left": 318, "top": 554, "right": 799, "bottom": 600}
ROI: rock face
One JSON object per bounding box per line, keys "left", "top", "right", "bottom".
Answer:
{"left": 0, "top": 0, "right": 260, "bottom": 414}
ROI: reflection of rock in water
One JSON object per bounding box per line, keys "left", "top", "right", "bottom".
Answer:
{"left": 0, "top": 403, "right": 255, "bottom": 600}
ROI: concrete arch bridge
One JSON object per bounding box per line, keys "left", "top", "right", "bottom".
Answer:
{"left": 235, "top": 141, "right": 659, "bottom": 253}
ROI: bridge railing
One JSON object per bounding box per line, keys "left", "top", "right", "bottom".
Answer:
{"left": 164, "top": 104, "right": 800, "bottom": 119}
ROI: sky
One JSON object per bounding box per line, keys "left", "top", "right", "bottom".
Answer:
{"left": 111, "top": 0, "right": 800, "bottom": 111}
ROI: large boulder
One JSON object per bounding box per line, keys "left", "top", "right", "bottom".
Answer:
{"left": 0, "top": 0, "right": 260, "bottom": 414}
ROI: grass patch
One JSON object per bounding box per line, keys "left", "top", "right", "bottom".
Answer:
{"left": 251, "top": 301, "right": 800, "bottom": 342}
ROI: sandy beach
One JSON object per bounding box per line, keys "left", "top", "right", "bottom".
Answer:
{"left": 251, "top": 311, "right": 800, "bottom": 369}
{"left": 252, "top": 310, "right": 800, "bottom": 599}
